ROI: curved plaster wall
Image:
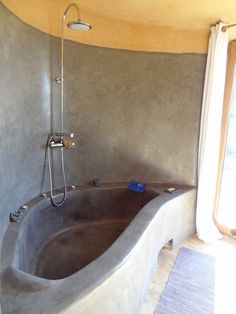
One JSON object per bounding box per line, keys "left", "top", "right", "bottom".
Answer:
{"left": 0, "top": 0, "right": 205, "bottom": 288}
{"left": 3, "top": 0, "right": 236, "bottom": 53}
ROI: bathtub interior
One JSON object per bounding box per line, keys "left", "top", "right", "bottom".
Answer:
{"left": 13, "top": 186, "right": 158, "bottom": 280}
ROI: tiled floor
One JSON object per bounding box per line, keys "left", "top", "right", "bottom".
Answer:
{"left": 140, "top": 235, "right": 236, "bottom": 314}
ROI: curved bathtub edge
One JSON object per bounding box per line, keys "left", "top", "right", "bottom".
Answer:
{"left": 1, "top": 185, "right": 196, "bottom": 314}
{"left": 1, "top": 265, "right": 61, "bottom": 293}
{"left": 60, "top": 188, "right": 197, "bottom": 314}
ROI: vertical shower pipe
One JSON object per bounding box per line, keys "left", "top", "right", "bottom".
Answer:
{"left": 60, "top": 3, "right": 80, "bottom": 134}
{"left": 49, "top": 4, "right": 80, "bottom": 207}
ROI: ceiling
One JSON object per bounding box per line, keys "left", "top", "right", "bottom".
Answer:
{"left": 2, "top": 0, "right": 236, "bottom": 53}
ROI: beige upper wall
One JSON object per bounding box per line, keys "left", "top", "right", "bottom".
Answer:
{"left": 2, "top": 0, "right": 236, "bottom": 53}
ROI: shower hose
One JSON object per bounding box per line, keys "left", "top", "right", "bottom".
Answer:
{"left": 47, "top": 135, "right": 67, "bottom": 207}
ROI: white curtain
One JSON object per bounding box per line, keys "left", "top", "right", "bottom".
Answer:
{"left": 196, "top": 22, "right": 229, "bottom": 242}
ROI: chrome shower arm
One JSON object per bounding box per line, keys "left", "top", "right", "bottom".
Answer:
{"left": 63, "top": 3, "right": 80, "bottom": 22}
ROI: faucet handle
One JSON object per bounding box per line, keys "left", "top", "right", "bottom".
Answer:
{"left": 63, "top": 139, "right": 75, "bottom": 149}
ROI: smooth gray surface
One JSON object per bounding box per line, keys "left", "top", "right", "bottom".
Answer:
{"left": 0, "top": 1, "right": 51, "bottom": 263}
{"left": 0, "top": 0, "right": 205, "bottom": 225}
{"left": 155, "top": 248, "right": 215, "bottom": 314}
{"left": 63, "top": 41, "right": 205, "bottom": 186}
{"left": 0, "top": 2, "right": 205, "bottom": 311}
{"left": 16, "top": 186, "right": 157, "bottom": 278}
{"left": 1, "top": 184, "right": 196, "bottom": 314}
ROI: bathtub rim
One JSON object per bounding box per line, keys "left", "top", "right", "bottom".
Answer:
{"left": 1, "top": 182, "right": 195, "bottom": 309}
{"left": 1, "top": 182, "right": 159, "bottom": 273}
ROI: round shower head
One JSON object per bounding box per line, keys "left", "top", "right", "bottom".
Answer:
{"left": 67, "top": 20, "right": 92, "bottom": 32}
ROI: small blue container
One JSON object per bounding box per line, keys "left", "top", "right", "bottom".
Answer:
{"left": 128, "top": 180, "right": 146, "bottom": 193}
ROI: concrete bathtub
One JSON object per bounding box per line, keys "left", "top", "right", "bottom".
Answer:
{"left": 1, "top": 183, "right": 196, "bottom": 314}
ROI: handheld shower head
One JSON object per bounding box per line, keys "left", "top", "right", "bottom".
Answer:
{"left": 67, "top": 20, "right": 92, "bottom": 32}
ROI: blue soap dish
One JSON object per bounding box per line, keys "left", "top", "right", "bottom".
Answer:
{"left": 128, "top": 180, "right": 146, "bottom": 193}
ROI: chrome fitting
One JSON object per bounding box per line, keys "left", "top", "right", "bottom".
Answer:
{"left": 55, "top": 132, "right": 74, "bottom": 138}
{"left": 20, "top": 205, "right": 28, "bottom": 211}
{"left": 49, "top": 141, "right": 64, "bottom": 148}
{"left": 55, "top": 76, "right": 61, "bottom": 84}
{"left": 48, "top": 133, "right": 75, "bottom": 149}
{"left": 93, "top": 179, "right": 102, "bottom": 187}
{"left": 10, "top": 210, "right": 23, "bottom": 223}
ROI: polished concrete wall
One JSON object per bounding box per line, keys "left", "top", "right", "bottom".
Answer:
{"left": 63, "top": 42, "right": 205, "bottom": 186}
{"left": 0, "top": 0, "right": 205, "bottom": 275}
{"left": 0, "top": 2, "right": 51, "bottom": 253}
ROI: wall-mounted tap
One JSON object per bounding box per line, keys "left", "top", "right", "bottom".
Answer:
{"left": 49, "top": 133, "right": 75, "bottom": 149}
